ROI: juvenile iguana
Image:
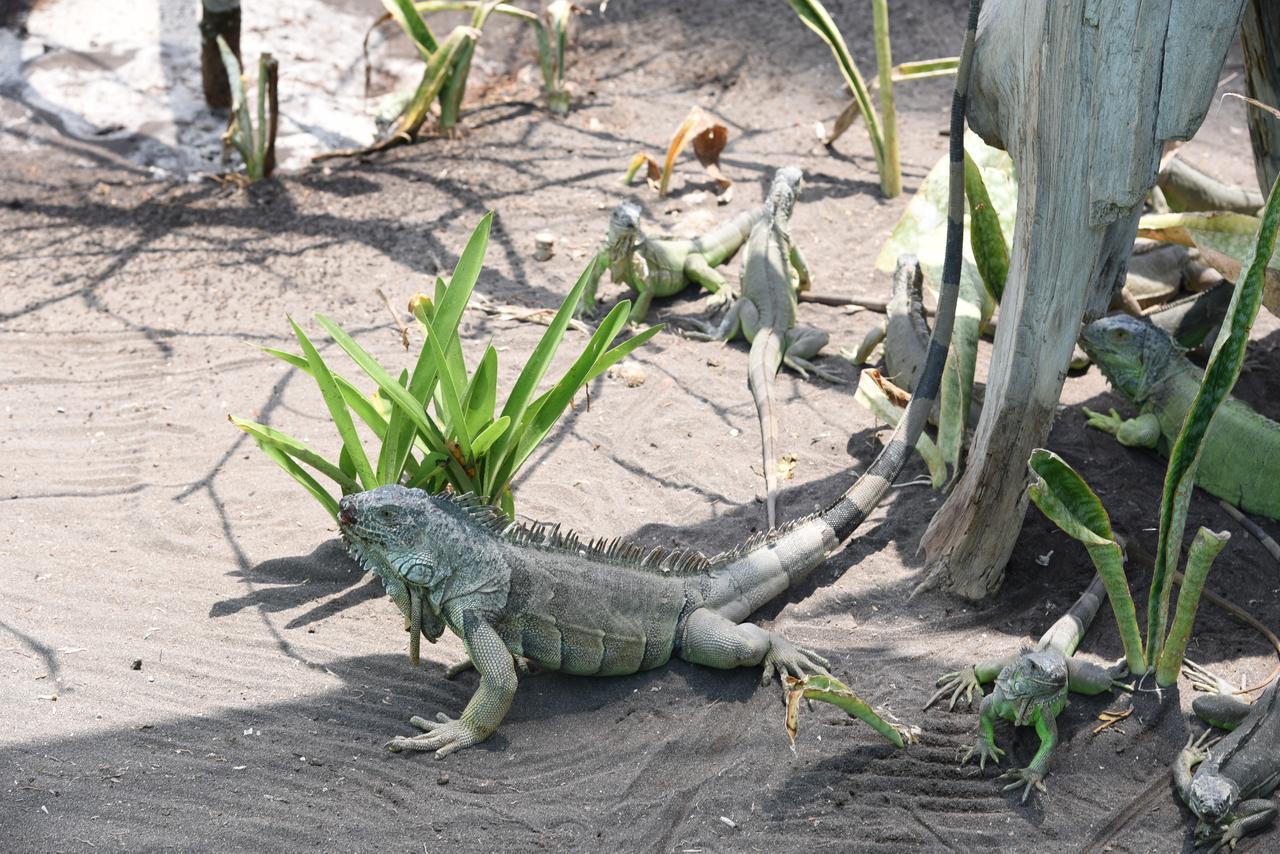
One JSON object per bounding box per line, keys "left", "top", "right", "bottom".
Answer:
{"left": 1174, "top": 666, "right": 1280, "bottom": 853}
{"left": 926, "top": 574, "right": 1127, "bottom": 802}
{"left": 1079, "top": 314, "right": 1280, "bottom": 519}
{"left": 578, "top": 198, "right": 806, "bottom": 323}
{"left": 686, "top": 166, "right": 841, "bottom": 528}
{"left": 333, "top": 0, "right": 983, "bottom": 758}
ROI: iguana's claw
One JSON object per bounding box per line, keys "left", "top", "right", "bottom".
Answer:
{"left": 925, "top": 667, "right": 983, "bottom": 711}
{"left": 1184, "top": 728, "right": 1221, "bottom": 760}
{"left": 1183, "top": 660, "right": 1235, "bottom": 695}
{"left": 705, "top": 289, "right": 736, "bottom": 311}
{"left": 998, "top": 766, "right": 1048, "bottom": 804}
{"left": 1082, "top": 406, "right": 1124, "bottom": 436}
{"left": 1198, "top": 821, "right": 1244, "bottom": 854}
{"left": 761, "top": 639, "right": 831, "bottom": 686}
{"left": 385, "top": 713, "right": 481, "bottom": 759}
{"left": 960, "top": 738, "right": 1005, "bottom": 771}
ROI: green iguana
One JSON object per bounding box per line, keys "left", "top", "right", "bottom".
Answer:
{"left": 926, "top": 574, "right": 1127, "bottom": 802}
{"left": 686, "top": 166, "right": 840, "bottom": 528}
{"left": 579, "top": 198, "right": 801, "bottom": 323}
{"left": 332, "top": 0, "right": 984, "bottom": 758}
{"left": 1174, "top": 664, "right": 1280, "bottom": 853}
{"left": 1079, "top": 314, "right": 1280, "bottom": 519}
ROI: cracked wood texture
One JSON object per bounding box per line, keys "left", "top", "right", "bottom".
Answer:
{"left": 920, "top": 0, "right": 1246, "bottom": 600}
{"left": 1243, "top": 0, "right": 1280, "bottom": 194}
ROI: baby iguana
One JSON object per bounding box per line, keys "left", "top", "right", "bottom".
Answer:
{"left": 332, "top": 0, "right": 982, "bottom": 760}
{"left": 927, "top": 574, "right": 1127, "bottom": 802}
{"left": 1172, "top": 665, "right": 1280, "bottom": 853}
{"left": 1080, "top": 314, "right": 1280, "bottom": 519}
{"left": 687, "top": 166, "right": 840, "bottom": 528}
{"left": 578, "top": 198, "right": 797, "bottom": 323}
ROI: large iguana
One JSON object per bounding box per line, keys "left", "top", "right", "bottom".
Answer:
{"left": 1174, "top": 665, "right": 1280, "bottom": 853}
{"left": 685, "top": 166, "right": 841, "bottom": 528}
{"left": 1079, "top": 314, "right": 1280, "bottom": 519}
{"left": 578, "top": 198, "right": 806, "bottom": 323}
{"left": 926, "top": 574, "right": 1127, "bottom": 802}
{"left": 331, "top": 0, "right": 983, "bottom": 758}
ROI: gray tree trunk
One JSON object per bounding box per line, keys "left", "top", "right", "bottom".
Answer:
{"left": 918, "top": 0, "right": 1246, "bottom": 601}
{"left": 1242, "top": 0, "right": 1280, "bottom": 195}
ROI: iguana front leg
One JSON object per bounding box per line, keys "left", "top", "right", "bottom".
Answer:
{"left": 1202, "top": 801, "right": 1279, "bottom": 854}
{"left": 684, "top": 254, "right": 736, "bottom": 308}
{"left": 1174, "top": 730, "right": 1216, "bottom": 801}
{"left": 1066, "top": 656, "right": 1126, "bottom": 696}
{"left": 783, "top": 326, "right": 843, "bottom": 383}
{"left": 575, "top": 251, "right": 611, "bottom": 319}
{"left": 926, "top": 655, "right": 1013, "bottom": 710}
{"left": 1082, "top": 407, "right": 1161, "bottom": 448}
{"left": 789, "top": 243, "right": 813, "bottom": 292}
{"left": 386, "top": 610, "right": 516, "bottom": 758}
{"left": 677, "top": 608, "right": 831, "bottom": 684}
{"left": 999, "top": 712, "right": 1056, "bottom": 803}
{"left": 960, "top": 693, "right": 1006, "bottom": 769}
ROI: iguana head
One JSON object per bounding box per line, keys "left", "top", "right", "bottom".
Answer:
{"left": 1079, "top": 314, "right": 1180, "bottom": 405}
{"left": 338, "top": 485, "right": 459, "bottom": 590}
{"left": 765, "top": 166, "right": 804, "bottom": 221}
{"left": 994, "top": 649, "right": 1068, "bottom": 725}
{"left": 603, "top": 201, "right": 642, "bottom": 259}
{"left": 1188, "top": 772, "right": 1239, "bottom": 836}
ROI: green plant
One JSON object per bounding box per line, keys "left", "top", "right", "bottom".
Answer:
{"left": 232, "top": 213, "right": 661, "bottom": 519}
{"left": 216, "top": 35, "right": 278, "bottom": 182}
{"left": 785, "top": 0, "right": 958, "bottom": 198}
{"left": 1026, "top": 167, "right": 1280, "bottom": 685}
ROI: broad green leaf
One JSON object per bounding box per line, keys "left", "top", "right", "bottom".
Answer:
{"left": 461, "top": 345, "right": 499, "bottom": 437}
{"left": 471, "top": 415, "right": 510, "bottom": 457}
{"left": 291, "top": 317, "right": 377, "bottom": 489}
{"left": 1147, "top": 170, "right": 1280, "bottom": 666}
{"left": 231, "top": 416, "right": 361, "bottom": 494}
{"left": 1026, "top": 448, "right": 1145, "bottom": 672}
{"left": 252, "top": 436, "right": 340, "bottom": 519}
{"left": 964, "top": 151, "right": 1008, "bottom": 305}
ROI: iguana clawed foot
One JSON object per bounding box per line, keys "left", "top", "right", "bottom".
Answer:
{"left": 1183, "top": 660, "right": 1236, "bottom": 695}
{"left": 385, "top": 712, "right": 483, "bottom": 759}
{"left": 1082, "top": 406, "right": 1125, "bottom": 436}
{"left": 998, "top": 765, "right": 1048, "bottom": 804}
{"left": 960, "top": 737, "right": 1005, "bottom": 771}
{"left": 761, "top": 638, "right": 831, "bottom": 686}
{"left": 926, "top": 665, "right": 984, "bottom": 711}
{"left": 1199, "top": 821, "right": 1247, "bottom": 854}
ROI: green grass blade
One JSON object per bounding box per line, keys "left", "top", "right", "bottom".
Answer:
{"left": 252, "top": 436, "right": 340, "bottom": 519}
{"left": 231, "top": 416, "right": 363, "bottom": 494}
{"left": 585, "top": 323, "right": 662, "bottom": 383}
{"left": 461, "top": 344, "right": 499, "bottom": 436}
{"left": 383, "top": 0, "right": 438, "bottom": 56}
{"left": 1146, "top": 170, "right": 1280, "bottom": 665}
{"left": 1026, "top": 449, "right": 1146, "bottom": 673}
{"left": 260, "top": 346, "right": 390, "bottom": 439}
{"left": 424, "top": 325, "right": 473, "bottom": 458}
{"left": 291, "top": 317, "right": 378, "bottom": 489}
{"left": 1155, "top": 528, "right": 1231, "bottom": 686}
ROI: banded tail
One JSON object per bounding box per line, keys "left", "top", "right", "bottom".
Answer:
{"left": 1036, "top": 573, "right": 1108, "bottom": 657}
{"left": 820, "top": 0, "right": 982, "bottom": 543}
{"left": 749, "top": 327, "right": 785, "bottom": 529}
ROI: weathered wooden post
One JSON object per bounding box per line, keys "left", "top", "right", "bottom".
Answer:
{"left": 918, "top": 0, "right": 1246, "bottom": 600}
{"left": 200, "top": 0, "right": 242, "bottom": 109}
{"left": 1243, "top": 0, "right": 1280, "bottom": 194}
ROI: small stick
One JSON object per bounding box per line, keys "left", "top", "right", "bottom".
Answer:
{"left": 376, "top": 288, "right": 411, "bottom": 349}
{"left": 1218, "top": 499, "right": 1280, "bottom": 564}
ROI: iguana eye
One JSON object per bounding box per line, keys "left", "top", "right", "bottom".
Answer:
{"left": 378, "top": 507, "right": 396, "bottom": 521}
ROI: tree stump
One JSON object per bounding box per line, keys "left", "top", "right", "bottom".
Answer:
{"left": 200, "top": 0, "right": 242, "bottom": 110}
{"left": 918, "top": 0, "right": 1246, "bottom": 601}
{"left": 1242, "top": 0, "right": 1280, "bottom": 194}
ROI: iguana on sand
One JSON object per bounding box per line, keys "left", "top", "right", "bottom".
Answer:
{"left": 926, "top": 574, "right": 1127, "bottom": 802}
{"left": 686, "top": 166, "right": 841, "bottom": 528}
{"left": 1079, "top": 314, "right": 1280, "bottom": 519}
{"left": 332, "top": 0, "right": 982, "bottom": 759}
{"left": 1174, "top": 665, "right": 1280, "bottom": 853}
{"left": 578, "top": 198, "right": 806, "bottom": 323}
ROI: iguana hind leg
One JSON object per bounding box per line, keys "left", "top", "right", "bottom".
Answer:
{"left": 387, "top": 611, "right": 516, "bottom": 758}
{"left": 783, "top": 326, "right": 843, "bottom": 383}
{"left": 684, "top": 297, "right": 748, "bottom": 341}
{"left": 678, "top": 608, "right": 830, "bottom": 685}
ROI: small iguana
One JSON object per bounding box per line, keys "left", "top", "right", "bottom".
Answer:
{"left": 1079, "top": 314, "right": 1280, "bottom": 519}
{"left": 926, "top": 574, "right": 1127, "bottom": 802}
{"left": 1174, "top": 664, "right": 1280, "bottom": 853}
{"left": 579, "top": 198, "right": 804, "bottom": 323}
{"left": 686, "top": 166, "right": 841, "bottom": 528}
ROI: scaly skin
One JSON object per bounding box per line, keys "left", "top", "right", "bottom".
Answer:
{"left": 687, "top": 167, "right": 840, "bottom": 528}
{"left": 327, "top": 0, "right": 982, "bottom": 760}
{"left": 927, "top": 575, "right": 1126, "bottom": 802}
{"left": 1080, "top": 314, "right": 1280, "bottom": 520}
{"left": 578, "top": 201, "right": 778, "bottom": 322}
{"left": 1175, "top": 673, "right": 1280, "bottom": 852}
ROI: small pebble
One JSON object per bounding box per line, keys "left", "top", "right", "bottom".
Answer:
{"left": 533, "top": 232, "right": 556, "bottom": 261}
{"left": 437, "top": 771, "right": 450, "bottom": 786}
{"left": 130, "top": 659, "right": 142, "bottom": 671}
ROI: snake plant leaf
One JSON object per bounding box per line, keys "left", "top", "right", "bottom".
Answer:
{"left": 1138, "top": 211, "right": 1280, "bottom": 317}
{"left": 853, "top": 369, "right": 947, "bottom": 488}
{"left": 1026, "top": 448, "right": 1146, "bottom": 673}
{"left": 1156, "top": 528, "right": 1231, "bottom": 685}
{"left": 893, "top": 56, "right": 958, "bottom": 81}
{"left": 964, "top": 151, "right": 1009, "bottom": 305}
{"left": 783, "top": 673, "right": 917, "bottom": 749}
{"left": 291, "top": 317, "right": 378, "bottom": 489}
{"left": 1147, "top": 170, "right": 1280, "bottom": 667}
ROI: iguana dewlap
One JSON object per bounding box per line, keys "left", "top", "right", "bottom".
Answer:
{"left": 1080, "top": 314, "right": 1280, "bottom": 520}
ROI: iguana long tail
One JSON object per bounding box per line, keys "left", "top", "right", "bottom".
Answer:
{"left": 1035, "top": 574, "right": 1107, "bottom": 657}
{"left": 820, "top": 0, "right": 981, "bottom": 543}
{"left": 750, "top": 327, "right": 785, "bottom": 529}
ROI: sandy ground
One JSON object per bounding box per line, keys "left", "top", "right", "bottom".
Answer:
{"left": 2, "top": 1, "right": 1279, "bottom": 852}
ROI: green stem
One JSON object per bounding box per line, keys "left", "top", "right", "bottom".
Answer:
{"left": 871, "top": 0, "right": 900, "bottom": 198}
{"left": 1155, "top": 529, "right": 1231, "bottom": 686}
